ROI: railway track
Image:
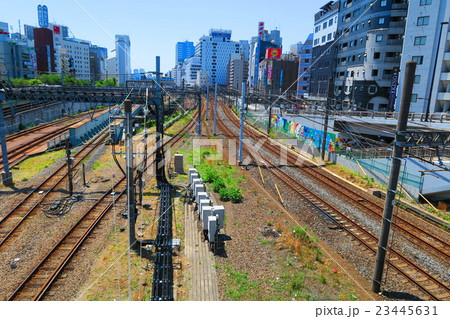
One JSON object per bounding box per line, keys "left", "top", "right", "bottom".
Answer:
{"left": 6, "top": 109, "right": 198, "bottom": 300}
{"left": 0, "top": 111, "right": 102, "bottom": 173}
{"left": 222, "top": 99, "right": 450, "bottom": 263}
{"left": 4, "top": 112, "right": 87, "bottom": 143}
{"left": 217, "top": 100, "right": 450, "bottom": 301}
{"left": 0, "top": 128, "right": 109, "bottom": 250}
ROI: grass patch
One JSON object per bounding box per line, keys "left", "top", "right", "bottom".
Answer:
{"left": 92, "top": 160, "right": 114, "bottom": 171}
{"left": 12, "top": 150, "right": 65, "bottom": 182}
{"left": 186, "top": 148, "right": 245, "bottom": 203}
{"left": 165, "top": 110, "right": 194, "bottom": 135}
{"left": 327, "top": 163, "right": 386, "bottom": 191}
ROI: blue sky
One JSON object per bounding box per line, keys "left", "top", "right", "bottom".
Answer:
{"left": 1, "top": 0, "right": 319, "bottom": 73}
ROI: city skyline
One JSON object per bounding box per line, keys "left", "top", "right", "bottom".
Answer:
{"left": 0, "top": 0, "right": 318, "bottom": 73}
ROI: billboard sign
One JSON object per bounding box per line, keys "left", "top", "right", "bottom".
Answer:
{"left": 42, "top": 5, "right": 49, "bottom": 28}
{"left": 388, "top": 67, "right": 399, "bottom": 111}
{"left": 53, "top": 25, "right": 61, "bottom": 35}
{"left": 30, "top": 51, "right": 37, "bottom": 70}
{"left": 267, "top": 61, "right": 273, "bottom": 85}
{"left": 38, "top": 5, "right": 44, "bottom": 27}
{"left": 258, "top": 21, "right": 264, "bottom": 37}
{"left": 265, "top": 48, "right": 281, "bottom": 59}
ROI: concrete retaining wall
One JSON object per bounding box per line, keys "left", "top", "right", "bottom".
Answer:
{"left": 3, "top": 102, "right": 114, "bottom": 134}
{"left": 69, "top": 110, "right": 111, "bottom": 146}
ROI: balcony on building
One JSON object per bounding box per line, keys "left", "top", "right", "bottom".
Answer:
{"left": 387, "top": 38, "right": 403, "bottom": 45}
{"left": 389, "top": 21, "right": 406, "bottom": 28}
{"left": 384, "top": 56, "right": 401, "bottom": 63}
{"left": 441, "top": 73, "right": 450, "bottom": 81}
{"left": 444, "top": 52, "right": 450, "bottom": 62}
{"left": 437, "top": 92, "right": 450, "bottom": 101}
{"left": 391, "top": 0, "right": 408, "bottom": 10}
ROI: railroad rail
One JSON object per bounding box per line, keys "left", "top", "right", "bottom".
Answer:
{"left": 0, "top": 128, "right": 109, "bottom": 250}
{"left": 4, "top": 112, "right": 89, "bottom": 143}
{"left": 234, "top": 109, "right": 450, "bottom": 262}
{"left": 0, "top": 112, "right": 99, "bottom": 172}
{"left": 217, "top": 99, "right": 450, "bottom": 301}
{"left": 6, "top": 109, "right": 198, "bottom": 300}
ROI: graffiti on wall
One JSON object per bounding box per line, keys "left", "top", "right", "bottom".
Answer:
{"left": 270, "top": 115, "right": 354, "bottom": 151}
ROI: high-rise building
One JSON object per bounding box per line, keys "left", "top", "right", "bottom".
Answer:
{"left": 106, "top": 57, "right": 118, "bottom": 80}
{"left": 50, "top": 23, "right": 92, "bottom": 81}
{"left": 0, "top": 22, "right": 9, "bottom": 42}
{"left": 0, "top": 21, "right": 36, "bottom": 80}
{"left": 309, "top": 1, "right": 340, "bottom": 99}
{"left": 24, "top": 24, "right": 36, "bottom": 41}
{"left": 57, "top": 38, "right": 91, "bottom": 80}
{"left": 195, "top": 29, "right": 244, "bottom": 85}
{"left": 396, "top": 0, "right": 449, "bottom": 114}
{"left": 227, "top": 53, "right": 249, "bottom": 91}
{"left": 175, "top": 41, "right": 195, "bottom": 65}
{"left": 182, "top": 56, "right": 201, "bottom": 86}
{"left": 297, "top": 33, "right": 313, "bottom": 98}
{"left": 258, "top": 57, "right": 299, "bottom": 96}
{"left": 90, "top": 45, "right": 108, "bottom": 82}
{"left": 195, "top": 70, "right": 210, "bottom": 88}
{"left": 171, "top": 63, "right": 184, "bottom": 87}
{"left": 115, "top": 34, "right": 131, "bottom": 85}
{"left": 248, "top": 23, "right": 283, "bottom": 89}
{"left": 33, "top": 27, "right": 56, "bottom": 74}
{"left": 333, "top": 0, "right": 408, "bottom": 111}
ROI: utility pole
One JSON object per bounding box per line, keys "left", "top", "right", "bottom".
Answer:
{"left": 213, "top": 82, "right": 218, "bottom": 135}
{"left": 124, "top": 99, "right": 137, "bottom": 249}
{"left": 372, "top": 61, "right": 417, "bottom": 294}
{"left": 206, "top": 84, "right": 210, "bottom": 120}
{"left": 154, "top": 56, "right": 167, "bottom": 187}
{"left": 321, "top": 78, "right": 333, "bottom": 161}
{"left": 197, "top": 93, "right": 202, "bottom": 135}
{"left": 267, "top": 104, "right": 272, "bottom": 134}
{"left": 238, "top": 82, "right": 246, "bottom": 164}
{"left": 0, "top": 92, "right": 12, "bottom": 186}
{"left": 65, "top": 140, "right": 73, "bottom": 196}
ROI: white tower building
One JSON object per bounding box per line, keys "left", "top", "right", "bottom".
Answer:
{"left": 195, "top": 29, "right": 244, "bottom": 85}
{"left": 115, "top": 34, "right": 131, "bottom": 85}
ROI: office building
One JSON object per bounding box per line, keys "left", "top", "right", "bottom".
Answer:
{"left": 333, "top": 0, "right": 408, "bottom": 111}
{"left": 106, "top": 57, "right": 118, "bottom": 80}
{"left": 175, "top": 41, "right": 195, "bottom": 65}
{"left": 396, "top": 0, "right": 450, "bottom": 114}
{"left": 195, "top": 70, "right": 210, "bottom": 87}
{"left": 227, "top": 53, "right": 249, "bottom": 91}
{"left": 258, "top": 56, "right": 299, "bottom": 96}
{"left": 33, "top": 27, "right": 56, "bottom": 74}
{"left": 182, "top": 56, "right": 201, "bottom": 86}
{"left": 115, "top": 34, "right": 131, "bottom": 85}
{"left": 195, "top": 29, "right": 245, "bottom": 85}
{"left": 297, "top": 33, "right": 313, "bottom": 98}
{"left": 248, "top": 23, "right": 283, "bottom": 89}
{"left": 90, "top": 45, "right": 108, "bottom": 82}
{"left": 309, "top": 1, "right": 340, "bottom": 99}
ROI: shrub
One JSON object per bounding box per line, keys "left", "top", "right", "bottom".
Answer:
{"left": 212, "top": 178, "right": 226, "bottom": 192}
{"left": 219, "top": 187, "right": 230, "bottom": 201}
{"left": 227, "top": 187, "right": 243, "bottom": 203}
{"left": 203, "top": 167, "right": 220, "bottom": 183}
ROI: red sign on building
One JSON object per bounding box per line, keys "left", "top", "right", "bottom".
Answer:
{"left": 53, "top": 25, "right": 60, "bottom": 35}
{"left": 258, "top": 21, "right": 264, "bottom": 36}
{"left": 265, "top": 48, "right": 281, "bottom": 59}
